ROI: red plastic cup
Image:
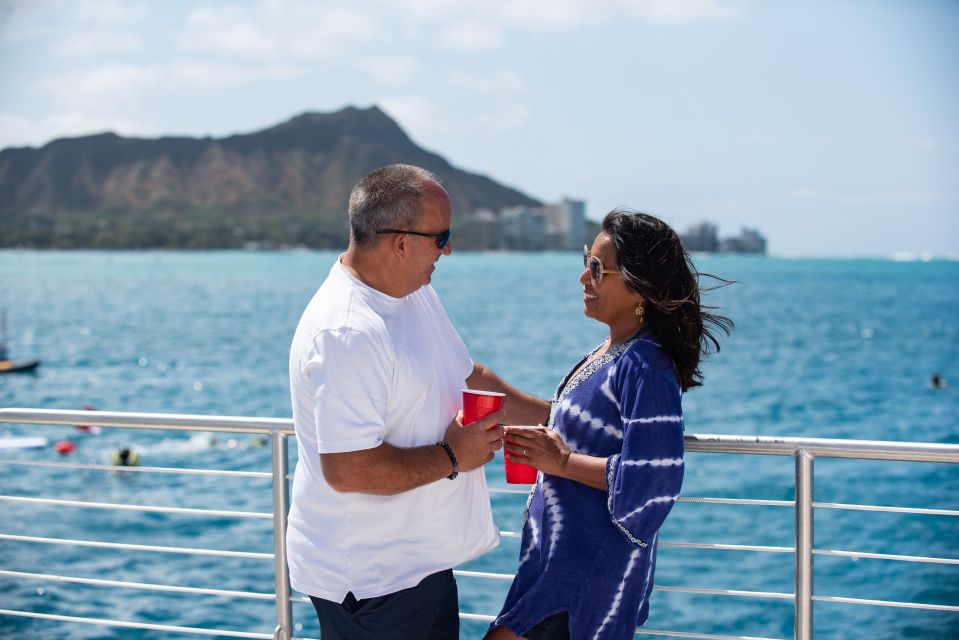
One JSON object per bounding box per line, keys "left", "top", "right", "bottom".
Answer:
{"left": 462, "top": 389, "right": 505, "bottom": 426}
{"left": 503, "top": 426, "right": 539, "bottom": 484}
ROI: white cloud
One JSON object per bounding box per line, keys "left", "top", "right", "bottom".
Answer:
{"left": 470, "top": 102, "right": 532, "bottom": 133}
{"left": 497, "top": 0, "right": 604, "bottom": 29}
{"left": 174, "top": 0, "right": 739, "bottom": 60}
{"left": 0, "top": 0, "right": 148, "bottom": 45}
{"left": 34, "top": 61, "right": 304, "bottom": 111}
{"left": 165, "top": 60, "right": 302, "bottom": 89}
{"left": 0, "top": 111, "right": 154, "bottom": 149}
{"left": 393, "top": 0, "right": 740, "bottom": 30}
{"left": 444, "top": 68, "right": 531, "bottom": 132}
{"left": 70, "top": 0, "right": 148, "bottom": 25}
{"left": 439, "top": 20, "right": 504, "bottom": 52}
{"left": 357, "top": 55, "right": 419, "bottom": 88}
{"left": 622, "top": 0, "right": 741, "bottom": 24}
{"left": 53, "top": 31, "right": 141, "bottom": 56}
{"left": 35, "top": 63, "right": 159, "bottom": 110}
{"left": 379, "top": 94, "right": 453, "bottom": 143}
{"left": 283, "top": 7, "right": 379, "bottom": 58}
{"left": 178, "top": 2, "right": 379, "bottom": 60}
{"left": 0, "top": 2, "right": 54, "bottom": 43}
{"left": 179, "top": 5, "right": 275, "bottom": 57}
{"left": 446, "top": 68, "right": 528, "bottom": 96}
{"left": 379, "top": 84, "right": 532, "bottom": 153}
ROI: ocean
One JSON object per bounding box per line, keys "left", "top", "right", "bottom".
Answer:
{"left": 1, "top": 250, "right": 957, "bottom": 639}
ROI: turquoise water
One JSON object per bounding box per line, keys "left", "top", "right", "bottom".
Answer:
{"left": 0, "top": 250, "right": 957, "bottom": 639}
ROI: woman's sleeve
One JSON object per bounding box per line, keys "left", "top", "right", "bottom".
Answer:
{"left": 605, "top": 353, "right": 685, "bottom": 547}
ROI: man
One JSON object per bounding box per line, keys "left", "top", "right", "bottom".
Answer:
{"left": 287, "top": 164, "right": 549, "bottom": 639}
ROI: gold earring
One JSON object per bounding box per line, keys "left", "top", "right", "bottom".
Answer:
{"left": 635, "top": 303, "right": 645, "bottom": 321}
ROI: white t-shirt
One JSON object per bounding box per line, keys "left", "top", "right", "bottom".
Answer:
{"left": 286, "top": 258, "right": 500, "bottom": 602}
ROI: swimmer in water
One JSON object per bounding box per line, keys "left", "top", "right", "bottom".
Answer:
{"left": 111, "top": 447, "right": 140, "bottom": 466}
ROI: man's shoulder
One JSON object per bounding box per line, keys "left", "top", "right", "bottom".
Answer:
{"left": 303, "top": 277, "right": 389, "bottom": 334}
{"left": 411, "top": 284, "right": 455, "bottom": 323}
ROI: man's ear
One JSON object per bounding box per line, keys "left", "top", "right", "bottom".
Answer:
{"left": 391, "top": 232, "right": 409, "bottom": 258}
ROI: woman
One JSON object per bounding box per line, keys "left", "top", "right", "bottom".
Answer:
{"left": 486, "top": 209, "right": 732, "bottom": 640}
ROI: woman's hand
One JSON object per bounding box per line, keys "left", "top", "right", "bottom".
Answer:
{"left": 503, "top": 426, "right": 571, "bottom": 477}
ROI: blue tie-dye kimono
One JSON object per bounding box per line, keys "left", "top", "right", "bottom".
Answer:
{"left": 491, "top": 332, "right": 685, "bottom": 640}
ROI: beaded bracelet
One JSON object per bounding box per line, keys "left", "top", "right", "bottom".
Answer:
{"left": 436, "top": 441, "right": 458, "bottom": 480}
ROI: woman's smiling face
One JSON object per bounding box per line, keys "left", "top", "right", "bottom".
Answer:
{"left": 580, "top": 232, "right": 642, "bottom": 326}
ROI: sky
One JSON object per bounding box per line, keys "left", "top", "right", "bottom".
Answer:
{"left": 1, "top": 0, "right": 957, "bottom": 256}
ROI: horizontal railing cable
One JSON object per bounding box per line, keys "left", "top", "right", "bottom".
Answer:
{"left": 813, "top": 501, "right": 959, "bottom": 517}
{"left": 666, "top": 496, "right": 959, "bottom": 517}
{"left": 659, "top": 541, "right": 794, "bottom": 554}
{"left": 0, "top": 569, "right": 275, "bottom": 600}
{"left": 655, "top": 585, "right": 794, "bottom": 601}
{"left": 677, "top": 496, "right": 793, "bottom": 507}
{"left": 489, "top": 537, "right": 959, "bottom": 565}
{"left": 459, "top": 612, "right": 495, "bottom": 622}
{"left": 684, "top": 433, "right": 959, "bottom": 463}
{"left": 660, "top": 541, "right": 959, "bottom": 565}
{"left": 0, "top": 495, "right": 272, "bottom": 519}
{"left": 812, "top": 595, "right": 959, "bottom": 612}
{"left": 813, "top": 548, "right": 959, "bottom": 565}
{"left": 488, "top": 487, "right": 532, "bottom": 495}
{"left": 0, "top": 533, "right": 272, "bottom": 559}
{"left": 0, "top": 458, "right": 271, "bottom": 478}
{"left": 0, "top": 407, "right": 293, "bottom": 435}
{"left": 453, "top": 569, "right": 515, "bottom": 581}
{"left": 636, "top": 630, "right": 785, "bottom": 640}
{"left": 0, "top": 609, "right": 273, "bottom": 638}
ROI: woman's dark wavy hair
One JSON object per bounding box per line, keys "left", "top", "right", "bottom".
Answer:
{"left": 601, "top": 208, "right": 734, "bottom": 392}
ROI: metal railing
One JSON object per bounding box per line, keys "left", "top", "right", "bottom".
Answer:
{"left": 1, "top": 407, "right": 957, "bottom": 640}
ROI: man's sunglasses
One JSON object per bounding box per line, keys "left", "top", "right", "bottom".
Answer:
{"left": 583, "top": 245, "right": 620, "bottom": 287}
{"left": 376, "top": 228, "right": 451, "bottom": 249}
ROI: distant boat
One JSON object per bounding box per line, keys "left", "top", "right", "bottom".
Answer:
{"left": 0, "top": 359, "right": 40, "bottom": 373}
{"left": 0, "top": 309, "right": 40, "bottom": 374}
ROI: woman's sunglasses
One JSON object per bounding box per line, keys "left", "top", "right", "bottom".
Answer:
{"left": 583, "top": 245, "right": 620, "bottom": 287}
{"left": 376, "top": 228, "right": 451, "bottom": 249}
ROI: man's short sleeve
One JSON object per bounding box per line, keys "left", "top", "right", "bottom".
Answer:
{"left": 304, "top": 328, "right": 391, "bottom": 454}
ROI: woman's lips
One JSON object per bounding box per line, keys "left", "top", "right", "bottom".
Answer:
{"left": 584, "top": 290, "right": 598, "bottom": 304}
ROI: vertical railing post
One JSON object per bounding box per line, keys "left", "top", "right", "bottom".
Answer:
{"left": 271, "top": 430, "right": 293, "bottom": 640}
{"left": 794, "top": 449, "right": 814, "bottom": 640}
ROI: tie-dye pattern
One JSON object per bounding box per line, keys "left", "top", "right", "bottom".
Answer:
{"left": 490, "top": 334, "right": 684, "bottom": 640}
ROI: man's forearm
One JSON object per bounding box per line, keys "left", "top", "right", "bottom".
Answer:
{"left": 321, "top": 442, "right": 454, "bottom": 495}
{"left": 467, "top": 362, "right": 550, "bottom": 425}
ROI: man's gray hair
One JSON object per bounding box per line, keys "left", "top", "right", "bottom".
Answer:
{"left": 348, "top": 164, "right": 441, "bottom": 246}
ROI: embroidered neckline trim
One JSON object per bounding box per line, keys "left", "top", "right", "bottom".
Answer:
{"left": 548, "top": 337, "right": 640, "bottom": 427}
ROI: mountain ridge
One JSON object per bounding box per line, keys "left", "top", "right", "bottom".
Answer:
{"left": 0, "top": 106, "right": 540, "bottom": 248}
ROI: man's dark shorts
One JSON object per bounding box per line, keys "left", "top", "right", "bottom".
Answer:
{"left": 309, "top": 569, "right": 459, "bottom": 640}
